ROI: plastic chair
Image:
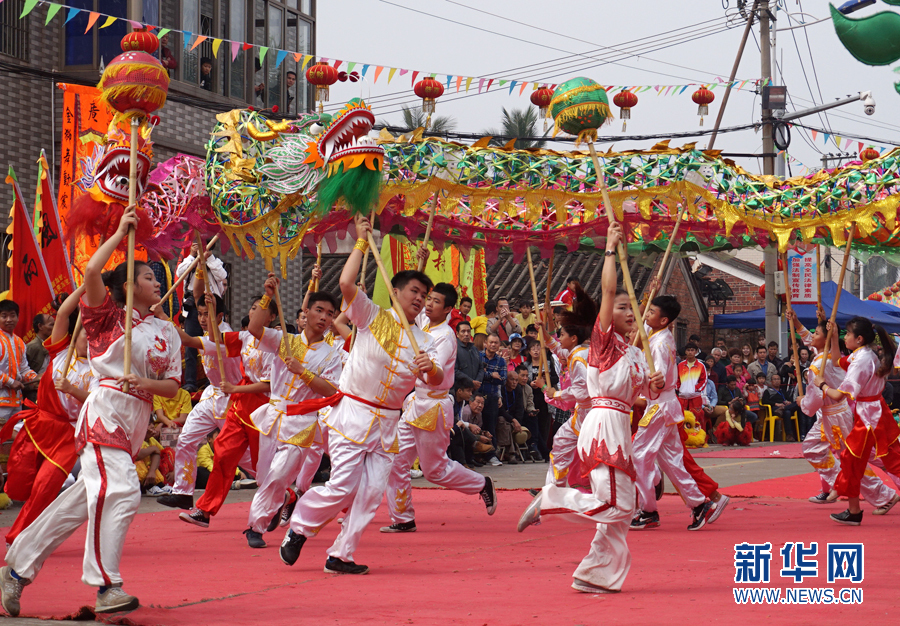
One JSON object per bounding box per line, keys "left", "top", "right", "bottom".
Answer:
{"left": 759, "top": 405, "right": 800, "bottom": 442}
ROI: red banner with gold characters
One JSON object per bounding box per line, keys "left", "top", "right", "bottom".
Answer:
{"left": 5, "top": 168, "right": 56, "bottom": 342}
{"left": 35, "top": 151, "right": 75, "bottom": 299}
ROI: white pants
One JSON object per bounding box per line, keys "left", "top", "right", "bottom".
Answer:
{"left": 804, "top": 414, "right": 897, "bottom": 506}
{"left": 290, "top": 431, "right": 392, "bottom": 563}
{"left": 172, "top": 396, "right": 253, "bottom": 496}
{"left": 247, "top": 432, "right": 324, "bottom": 534}
{"left": 546, "top": 414, "right": 580, "bottom": 487}
{"left": 540, "top": 408, "right": 635, "bottom": 591}
{"left": 386, "top": 421, "right": 486, "bottom": 524}
{"left": 6, "top": 443, "right": 139, "bottom": 586}
{"left": 633, "top": 416, "right": 704, "bottom": 513}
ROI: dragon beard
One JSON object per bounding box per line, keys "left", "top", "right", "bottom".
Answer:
{"left": 315, "top": 161, "right": 383, "bottom": 216}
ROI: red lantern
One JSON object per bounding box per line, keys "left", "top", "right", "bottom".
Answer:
{"left": 758, "top": 284, "right": 766, "bottom": 299}
{"left": 306, "top": 63, "right": 339, "bottom": 112}
{"left": 758, "top": 259, "right": 784, "bottom": 274}
{"left": 414, "top": 77, "right": 444, "bottom": 128}
{"left": 892, "top": 284, "right": 900, "bottom": 294}
{"left": 860, "top": 147, "right": 880, "bottom": 162}
{"left": 612, "top": 90, "right": 638, "bottom": 132}
{"left": 884, "top": 289, "right": 892, "bottom": 298}
{"left": 692, "top": 87, "right": 715, "bottom": 126}
{"left": 97, "top": 31, "right": 168, "bottom": 117}
{"left": 530, "top": 87, "right": 554, "bottom": 131}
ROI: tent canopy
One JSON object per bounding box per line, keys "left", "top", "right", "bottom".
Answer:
{"left": 713, "top": 282, "right": 900, "bottom": 333}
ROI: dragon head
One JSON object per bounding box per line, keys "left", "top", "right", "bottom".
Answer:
{"left": 85, "top": 120, "right": 154, "bottom": 204}
{"left": 303, "top": 98, "right": 384, "bottom": 175}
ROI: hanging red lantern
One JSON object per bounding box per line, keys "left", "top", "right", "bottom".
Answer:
{"left": 870, "top": 293, "right": 884, "bottom": 301}
{"left": 758, "top": 284, "right": 766, "bottom": 299}
{"left": 306, "top": 63, "right": 339, "bottom": 113}
{"left": 414, "top": 77, "right": 444, "bottom": 128}
{"left": 860, "top": 146, "right": 880, "bottom": 162}
{"left": 758, "top": 258, "right": 784, "bottom": 274}
{"left": 692, "top": 87, "right": 715, "bottom": 126}
{"left": 97, "top": 30, "right": 168, "bottom": 117}
{"left": 884, "top": 289, "right": 893, "bottom": 298}
{"left": 530, "top": 86, "right": 554, "bottom": 131}
{"left": 612, "top": 90, "right": 638, "bottom": 132}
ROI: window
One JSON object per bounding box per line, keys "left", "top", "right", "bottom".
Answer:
{"left": 254, "top": 0, "right": 311, "bottom": 114}
{"left": 676, "top": 321, "right": 688, "bottom": 351}
{"left": 0, "top": 0, "right": 28, "bottom": 61}
{"left": 64, "top": 0, "right": 128, "bottom": 68}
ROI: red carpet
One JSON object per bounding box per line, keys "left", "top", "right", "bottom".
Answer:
{"left": 2, "top": 481, "right": 898, "bottom": 625}
{"left": 691, "top": 442, "right": 803, "bottom": 458}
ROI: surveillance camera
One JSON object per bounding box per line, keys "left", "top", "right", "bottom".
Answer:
{"left": 864, "top": 104, "right": 875, "bottom": 116}
{"left": 860, "top": 90, "right": 875, "bottom": 115}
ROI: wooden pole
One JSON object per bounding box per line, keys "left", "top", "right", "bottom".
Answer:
{"left": 823, "top": 226, "right": 856, "bottom": 363}
{"left": 587, "top": 140, "right": 655, "bottom": 373}
{"left": 367, "top": 231, "right": 421, "bottom": 355}
{"left": 781, "top": 250, "right": 804, "bottom": 399}
{"left": 195, "top": 231, "right": 226, "bottom": 380}
{"left": 122, "top": 115, "right": 140, "bottom": 393}
{"left": 59, "top": 314, "right": 83, "bottom": 383}
{"left": 156, "top": 234, "right": 220, "bottom": 305}
{"left": 311, "top": 242, "right": 323, "bottom": 292}
{"left": 527, "top": 248, "right": 552, "bottom": 388}
{"left": 816, "top": 244, "right": 824, "bottom": 318}
{"left": 543, "top": 254, "right": 554, "bottom": 333}
{"left": 417, "top": 192, "right": 440, "bottom": 272}
{"left": 264, "top": 258, "right": 292, "bottom": 359}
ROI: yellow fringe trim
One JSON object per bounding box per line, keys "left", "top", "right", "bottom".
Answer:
{"left": 98, "top": 84, "right": 168, "bottom": 113}
{"left": 548, "top": 84, "right": 608, "bottom": 108}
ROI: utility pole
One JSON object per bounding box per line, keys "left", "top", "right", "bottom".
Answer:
{"left": 760, "top": 2, "right": 779, "bottom": 344}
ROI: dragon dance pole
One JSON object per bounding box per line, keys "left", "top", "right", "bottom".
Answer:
{"left": 586, "top": 140, "right": 655, "bottom": 373}
{"left": 781, "top": 250, "right": 804, "bottom": 399}
{"left": 122, "top": 115, "right": 141, "bottom": 393}
{"left": 823, "top": 225, "right": 856, "bottom": 364}
{"left": 526, "top": 248, "right": 551, "bottom": 388}
{"left": 417, "top": 192, "right": 440, "bottom": 272}
{"left": 543, "top": 254, "right": 554, "bottom": 334}
{"left": 367, "top": 231, "right": 421, "bottom": 355}
{"left": 195, "top": 231, "right": 226, "bottom": 380}
{"left": 156, "top": 235, "right": 220, "bottom": 305}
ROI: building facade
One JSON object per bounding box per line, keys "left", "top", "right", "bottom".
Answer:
{"left": 0, "top": 0, "right": 316, "bottom": 320}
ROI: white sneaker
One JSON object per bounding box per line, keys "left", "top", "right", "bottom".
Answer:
{"left": 95, "top": 585, "right": 139, "bottom": 614}
{"left": 409, "top": 469, "right": 424, "bottom": 479}
{"left": 146, "top": 485, "right": 165, "bottom": 497}
{"left": 488, "top": 456, "right": 503, "bottom": 467}
{"left": 708, "top": 494, "right": 730, "bottom": 524}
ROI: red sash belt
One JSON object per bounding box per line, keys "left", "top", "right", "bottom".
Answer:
{"left": 287, "top": 392, "right": 401, "bottom": 416}
{"left": 590, "top": 397, "right": 631, "bottom": 414}
{"left": 857, "top": 395, "right": 882, "bottom": 403}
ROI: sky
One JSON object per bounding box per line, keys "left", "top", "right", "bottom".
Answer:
{"left": 316, "top": 0, "right": 900, "bottom": 176}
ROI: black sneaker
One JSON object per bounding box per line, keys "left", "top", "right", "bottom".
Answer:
{"left": 279, "top": 530, "right": 307, "bottom": 566}
{"left": 528, "top": 488, "right": 540, "bottom": 497}
{"left": 480, "top": 476, "right": 497, "bottom": 515}
{"left": 157, "top": 493, "right": 194, "bottom": 510}
{"left": 267, "top": 489, "right": 292, "bottom": 533}
{"left": 178, "top": 508, "right": 210, "bottom": 528}
{"left": 324, "top": 556, "right": 369, "bottom": 575}
{"left": 687, "top": 501, "right": 713, "bottom": 531}
{"left": 830, "top": 509, "right": 863, "bottom": 526}
{"left": 654, "top": 475, "right": 665, "bottom": 501}
{"left": 280, "top": 491, "right": 299, "bottom": 528}
{"left": 630, "top": 510, "right": 660, "bottom": 529}
{"left": 809, "top": 491, "right": 831, "bottom": 504}
{"left": 379, "top": 521, "right": 417, "bottom": 533}
{"left": 244, "top": 528, "right": 266, "bottom": 548}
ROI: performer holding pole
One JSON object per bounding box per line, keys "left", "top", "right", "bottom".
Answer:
{"left": 527, "top": 248, "right": 551, "bottom": 388}
{"left": 781, "top": 251, "right": 804, "bottom": 399}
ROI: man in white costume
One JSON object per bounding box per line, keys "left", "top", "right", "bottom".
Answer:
{"left": 381, "top": 281, "right": 497, "bottom": 533}
{"left": 279, "top": 215, "right": 438, "bottom": 575}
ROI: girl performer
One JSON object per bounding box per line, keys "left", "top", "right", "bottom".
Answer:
{"left": 2, "top": 208, "right": 182, "bottom": 616}
{"left": 0, "top": 285, "right": 93, "bottom": 545}
{"left": 518, "top": 222, "right": 663, "bottom": 593}
{"left": 815, "top": 316, "right": 900, "bottom": 525}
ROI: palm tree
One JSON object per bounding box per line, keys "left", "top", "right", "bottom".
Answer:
{"left": 392, "top": 106, "right": 456, "bottom": 134}
{"left": 481, "top": 107, "right": 547, "bottom": 149}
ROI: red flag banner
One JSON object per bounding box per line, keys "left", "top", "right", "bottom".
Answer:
{"left": 36, "top": 151, "right": 76, "bottom": 298}
{"left": 6, "top": 167, "right": 56, "bottom": 342}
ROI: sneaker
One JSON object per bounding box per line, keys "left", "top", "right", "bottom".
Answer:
{"left": 380, "top": 521, "right": 417, "bottom": 533}
{"left": 873, "top": 494, "right": 900, "bottom": 516}
{"left": 687, "top": 501, "right": 713, "bottom": 531}
{"left": 146, "top": 485, "right": 166, "bottom": 497}
{"left": 157, "top": 493, "right": 193, "bottom": 510}
{"left": 630, "top": 510, "right": 660, "bottom": 529}
{"left": 572, "top": 578, "right": 619, "bottom": 594}
{"left": 654, "top": 474, "right": 665, "bottom": 501}
{"left": 708, "top": 494, "right": 730, "bottom": 524}
{"left": 488, "top": 456, "right": 502, "bottom": 467}
{"left": 268, "top": 489, "right": 293, "bottom": 533}
{"left": 0, "top": 566, "right": 28, "bottom": 617}
{"left": 830, "top": 509, "right": 863, "bottom": 526}
{"left": 95, "top": 585, "right": 139, "bottom": 614}
{"left": 410, "top": 469, "right": 424, "bottom": 479}
{"left": 480, "top": 476, "right": 497, "bottom": 515}
{"left": 239, "top": 478, "right": 258, "bottom": 489}
{"left": 243, "top": 528, "right": 266, "bottom": 548}
{"left": 809, "top": 491, "right": 832, "bottom": 504}
{"left": 324, "top": 556, "right": 369, "bottom": 575}
{"left": 280, "top": 490, "right": 299, "bottom": 528}
{"left": 517, "top": 493, "right": 542, "bottom": 532}
{"left": 279, "top": 530, "right": 307, "bottom": 566}
{"left": 178, "top": 508, "right": 210, "bottom": 528}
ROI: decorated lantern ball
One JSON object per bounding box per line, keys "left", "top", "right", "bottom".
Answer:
{"left": 860, "top": 146, "right": 880, "bottom": 162}
{"left": 307, "top": 63, "right": 339, "bottom": 112}
{"left": 612, "top": 89, "right": 638, "bottom": 132}
{"left": 530, "top": 86, "right": 554, "bottom": 131}
{"left": 97, "top": 30, "right": 169, "bottom": 117}
{"left": 413, "top": 77, "right": 444, "bottom": 128}
{"left": 692, "top": 87, "right": 715, "bottom": 126}
{"left": 549, "top": 77, "right": 613, "bottom": 145}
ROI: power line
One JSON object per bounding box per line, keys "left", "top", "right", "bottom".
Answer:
{"left": 790, "top": 122, "right": 900, "bottom": 148}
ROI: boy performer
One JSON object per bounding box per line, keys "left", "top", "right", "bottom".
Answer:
{"left": 179, "top": 292, "right": 276, "bottom": 527}
{"left": 0, "top": 300, "right": 38, "bottom": 423}
{"left": 518, "top": 223, "right": 664, "bottom": 593}
{"left": 381, "top": 282, "right": 497, "bottom": 533}
{"left": 243, "top": 277, "right": 344, "bottom": 548}
{"left": 158, "top": 293, "right": 243, "bottom": 510}
{"left": 279, "top": 215, "right": 438, "bottom": 575}
{"left": 631, "top": 296, "right": 718, "bottom": 531}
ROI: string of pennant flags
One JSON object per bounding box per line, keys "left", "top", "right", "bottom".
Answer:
{"left": 807, "top": 129, "right": 891, "bottom": 156}
{"left": 21, "top": 0, "right": 769, "bottom": 98}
